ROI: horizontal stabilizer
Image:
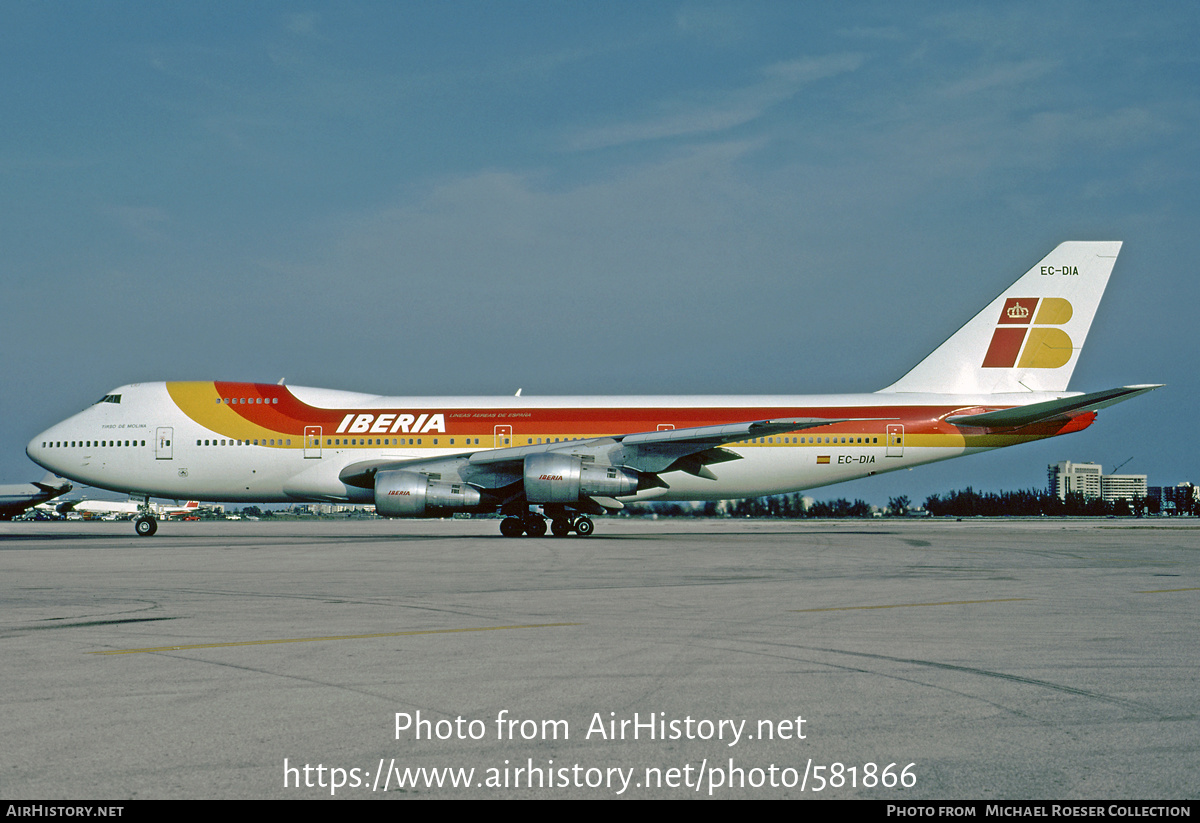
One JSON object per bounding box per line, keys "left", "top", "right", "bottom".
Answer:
{"left": 946, "top": 385, "right": 1162, "bottom": 429}
{"left": 32, "top": 476, "right": 72, "bottom": 494}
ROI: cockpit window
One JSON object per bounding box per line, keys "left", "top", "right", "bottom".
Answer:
{"left": 93, "top": 394, "right": 122, "bottom": 405}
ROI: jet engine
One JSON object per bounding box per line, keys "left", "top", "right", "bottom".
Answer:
{"left": 523, "top": 453, "right": 639, "bottom": 503}
{"left": 374, "top": 470, "right": 483, "bottom": 517}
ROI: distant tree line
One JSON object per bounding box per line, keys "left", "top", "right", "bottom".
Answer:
{"left": 621, "top": 495, "right": 877, "bottom": 519}
{"left": 922, "top": 487, "right": 1161, "bottom": 517}
{"left": 621, "top": 487, "right": 1178, "bottom": 518}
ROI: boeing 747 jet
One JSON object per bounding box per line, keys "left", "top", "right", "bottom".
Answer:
{"left": 27, "top": 242, "right": 1158, "bottom": 537}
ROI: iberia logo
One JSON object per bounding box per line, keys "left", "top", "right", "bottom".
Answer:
{"left": 983, "top": 298, "right": 1074, "bottom": 368}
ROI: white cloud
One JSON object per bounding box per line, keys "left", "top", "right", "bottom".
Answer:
{"left": 567, "top": 52, "right": 864, "bottom": 151}
{"left": 939, "top": 59, "right": 1059, "bottom": 98}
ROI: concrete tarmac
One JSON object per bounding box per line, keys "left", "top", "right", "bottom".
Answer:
{"left": 0, "top": 518, "right": 1196, "bottom": 799}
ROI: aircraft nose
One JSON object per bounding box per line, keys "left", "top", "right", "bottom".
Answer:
{"left": 27, "top": 429, "right": 53, "bottom": 469}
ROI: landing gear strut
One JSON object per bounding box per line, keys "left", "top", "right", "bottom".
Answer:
{"left": 133, "top": 494, "right": 158, "bottom": 537}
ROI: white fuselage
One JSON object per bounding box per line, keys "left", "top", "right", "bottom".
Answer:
{"left": 26, "top": 381, "right": 1082, "bottom": 505}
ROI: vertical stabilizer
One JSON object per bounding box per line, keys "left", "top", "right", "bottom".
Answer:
{"left": 881, "top": 241, "right": 1122, "bottom": 395}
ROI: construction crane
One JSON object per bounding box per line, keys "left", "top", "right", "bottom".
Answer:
{"left": 1111, "top": 456, "right": 1135, "bottom": 474}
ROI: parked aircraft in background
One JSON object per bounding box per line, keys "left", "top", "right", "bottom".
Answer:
{"left": 52, "top": 498, "right": 200, "bottom": 519}
{"left": 0, "top": 474, "right": 72, "bottom": 520}
{"left": 54, "top": 498, "right": 143, "bottom": 519}
{"left": 163, "top": 500, "right": 202, "bottom": 519}
{"left": 26, "top": 242, "right": 1158, "bottom": 537}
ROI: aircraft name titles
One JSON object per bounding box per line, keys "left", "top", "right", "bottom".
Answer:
{"left": 336, "top": 413, "right": 446, "bottom": 435}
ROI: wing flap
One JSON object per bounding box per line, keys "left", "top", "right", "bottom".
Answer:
{"left": 619, "top": 417, "right": 847, "bottom": 446}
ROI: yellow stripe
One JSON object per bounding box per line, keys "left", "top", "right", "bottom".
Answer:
{"left": 88, "top": 622, "right": 581, "bottom": 655}
{"left": 167, "top": 381, "right": 284, "bottom": 443}
{"left": 791, "top": 598, "right": 1030, "bottom": 613}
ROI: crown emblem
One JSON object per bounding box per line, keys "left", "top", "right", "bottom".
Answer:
{"left": 1006, "top": 304, "right": 1030, "bottom": 319}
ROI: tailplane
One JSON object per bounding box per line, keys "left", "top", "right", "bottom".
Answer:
{"left": 882, "top": 241, "right": 1122, "bottom": 394}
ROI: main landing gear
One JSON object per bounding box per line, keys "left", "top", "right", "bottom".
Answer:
{"left": 500, "top": 513, "right": 594, "bottom": 537}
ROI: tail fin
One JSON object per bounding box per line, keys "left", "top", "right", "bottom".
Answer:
{"left": 881, "top": 241, "right": 1122, "bottom": 394}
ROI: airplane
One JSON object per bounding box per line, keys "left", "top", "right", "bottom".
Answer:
{"left": 52, "top": 498, "right": 199, "bottom": 519}
{"left": 55, "top": 498, "right": 144, "bottom": 519}
{"left": 25, "top": 241, "right": 1159, "bottom": 538}
{"left": 0, "top": 473, "right": 72, "bottom": 520}
{"left": 163, "top": 500, "right": 202, "bottom": 519}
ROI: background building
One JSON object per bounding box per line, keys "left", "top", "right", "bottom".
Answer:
{"left": 1049, "top": 461, "right": 1146, "bottom": 503}
{"left": 1147, "top": 483, "right": 1197, "bottom": 515}
{"left": 1049, "top": 461, "right": 1103, "bottom": 500}
{"left": 1100, "top": 474, "right": 1148, "bottom": 504}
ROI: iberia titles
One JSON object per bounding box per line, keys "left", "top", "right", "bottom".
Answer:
{"left": 335, "top": 413, "right": 446, "bottom": 435}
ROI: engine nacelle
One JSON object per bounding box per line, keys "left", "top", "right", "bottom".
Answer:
{"left": 375, "top": 470, "right": 483, "bottom": 517}
{"left": 524, "top": 453, "right": 639, "bottom": 503}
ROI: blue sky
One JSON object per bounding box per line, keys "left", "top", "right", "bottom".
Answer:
{"left": 2, "top": 2, "right": 1196, "bottom": 504}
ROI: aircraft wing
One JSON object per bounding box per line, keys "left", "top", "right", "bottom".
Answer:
{"left": 945, "top": 385, "right": 1162, "bottom": 429}
{"left": 340, "top": 416, "right": 855, "bottom": 489}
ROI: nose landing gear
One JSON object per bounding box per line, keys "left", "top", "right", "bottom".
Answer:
{"left": 133, "top": 494, "right": 158, "bottom": 537}
{"left": 134, "top": 515, "right": 158, "bottom": 537}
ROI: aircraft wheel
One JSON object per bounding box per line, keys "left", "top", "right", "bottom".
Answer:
{"left": 134, "top": 516, "right": 158, "bottom": 537}
{"left": 573, "top": 517, "right": 594, "bottom": 536}
{"left": 523, "top": 517, "right": 547, "bottom": 537}
{"left": 550, "top": 519, "right": 572, "bottom": 537}
{"left": 499, "top": 517, "right": 524, "bottom": 538}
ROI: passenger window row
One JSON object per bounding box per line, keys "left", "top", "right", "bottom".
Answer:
{"left": 43, "top": 434, "right": 882, "bottom": 450}
{"left": 42, "top": 439, "right": 145, "bottom": 448}
{"left": 216, "top": 397, "right": 279, "bottom": 405}
{"left": 319, "top": 437, "right": 484, "bottom": 446}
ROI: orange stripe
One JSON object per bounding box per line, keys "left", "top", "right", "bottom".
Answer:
{"left": 166, "top": 382, "right": 1095, "bottom": 446}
